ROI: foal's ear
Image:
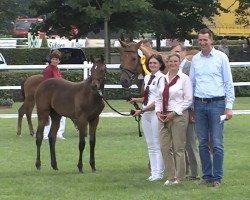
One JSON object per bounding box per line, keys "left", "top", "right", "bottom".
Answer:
{"left": 89, "top": 55, "right": 94, "bottom": 63}
{"left": 129, "top": 35, "right": 133, "bottom": 42}
{"left": 120, "top": 33, "right": 125, "bottom": 41}
{"left": 100, "top": 55, "right": 105, "bottom": 63}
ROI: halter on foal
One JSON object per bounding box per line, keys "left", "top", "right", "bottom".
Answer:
{"left": 34, "top": 56, "right": 106, "bottom": 173}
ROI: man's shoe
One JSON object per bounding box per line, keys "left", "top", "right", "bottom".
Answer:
{"left": 200, "top": 179, "right": 212, "bottom": 186}
{"left": 213, "top": 181, "right": 221, "bottom": 187}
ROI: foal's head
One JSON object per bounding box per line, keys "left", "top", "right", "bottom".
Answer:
{"left": 90, "top": 55, "right": 106, "bottom": 90}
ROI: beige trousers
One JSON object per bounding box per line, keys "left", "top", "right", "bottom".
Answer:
{"left": 158, "top": 110, "right": 189, "bottom": 180}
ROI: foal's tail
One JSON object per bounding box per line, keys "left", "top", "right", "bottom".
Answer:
{"left": 20, "top": 79, "right": 26, "bottom": 101}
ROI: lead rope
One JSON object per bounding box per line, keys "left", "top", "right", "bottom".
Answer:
{"left": 102, "top": 87, "right": 142, "bottom": 137}
{"left": 102, "top": 97, "right": 142, "bottom": 137}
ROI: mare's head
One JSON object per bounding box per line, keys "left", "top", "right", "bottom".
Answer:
{"left": 89, "top": 55, "right": 106, "bottom": 91}
{"left": 119, "top": 38, "right": 143, "bottom": 88}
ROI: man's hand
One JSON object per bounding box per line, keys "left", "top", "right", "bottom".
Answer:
{"left": 225, "top": 109, "right": 233, "bottom": 120}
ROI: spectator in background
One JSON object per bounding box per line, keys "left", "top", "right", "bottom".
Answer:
{"left": 142, "top": 38, "right": 153, "bottom": 48}
{"left": 171, "top": 43, "right": 200, "bottom": 181}
{"left": 235, "top": 37, "right": 250, "bottom": 62}
{"left": 218, "top": 39, "right": 229, "bottom": 57}
{"left": 43, "top": 50, "right": 66, "bottom": 140}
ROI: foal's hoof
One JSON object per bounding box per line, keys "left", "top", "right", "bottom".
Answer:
{"left": 35, "top": 162, "right": 41, "bottom": 170}
{"left": 52, "top": 164, "right": 58, "bottom": 171}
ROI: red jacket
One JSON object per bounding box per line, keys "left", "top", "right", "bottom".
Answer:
{"left": 43, "top": 64, "right": 62, "bottom": 80}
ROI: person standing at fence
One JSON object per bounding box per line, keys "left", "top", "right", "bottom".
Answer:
{"left": 129, "top": 54, "right": 166, "bottom": 181}
{"left": 43, "top": 50, "right": 66, "bottom": 140}
{"left": 218, "top": 39, "right": 229, "bottom": 57}
{"left": 189, "top": 28, "right": 235, "bottom": 187}
{"left": 171, "top": 43, "right": 200, "bottom": 181}
{"left": 155, "top": 53, "right": 193, "bottom": 186}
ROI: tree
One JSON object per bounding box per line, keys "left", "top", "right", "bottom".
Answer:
{"left": 234, "top": 0, "right": 250, "bottom": 27}
{"left": 0, "top": 0, "right": 32, "bottom": 35}
{"left": 30, "top": 0, "right": 225, "bottom": 55}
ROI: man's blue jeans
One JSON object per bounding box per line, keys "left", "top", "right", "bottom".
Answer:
{"left": 194, "top": 99, "right": 225, "bottom": 182}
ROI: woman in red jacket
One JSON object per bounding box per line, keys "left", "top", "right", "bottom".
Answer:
{"left": 43, "top": 50, "right": 66, "bottom": 140}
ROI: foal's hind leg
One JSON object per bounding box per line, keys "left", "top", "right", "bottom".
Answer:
{"left": 49, "top": 111, "right": 61, "bottom": 171}
{"left": 88, "top": 117, "right": 99, "bottom": 172}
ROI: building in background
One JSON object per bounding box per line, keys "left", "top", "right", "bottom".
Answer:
{"left": 205, "top": 0, "right": 250, "bottom": 38}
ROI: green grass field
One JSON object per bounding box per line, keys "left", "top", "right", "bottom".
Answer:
{"left": 0, "top": 98, "right": 250, "bottom": 200}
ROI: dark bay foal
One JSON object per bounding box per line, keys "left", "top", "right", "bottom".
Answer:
{"left": 34, "top": 56, "right": 106, "bottom": 173}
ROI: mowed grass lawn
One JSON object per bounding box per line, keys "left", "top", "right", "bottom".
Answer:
{"left": 0, "top": 98, "right": 250, "bottom": 200}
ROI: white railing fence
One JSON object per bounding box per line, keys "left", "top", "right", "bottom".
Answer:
{"left": 0, "top": 62, "right": 250, "bottom": 90}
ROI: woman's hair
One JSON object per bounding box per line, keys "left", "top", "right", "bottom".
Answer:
{"left": 146, "top": 54, "right": 166, "bottom": 71}
{"left": 50, "top": 50, "right": 62, "bottom": 59}
{"left": 168, "top": 53, "right": 181, "bottom": 61}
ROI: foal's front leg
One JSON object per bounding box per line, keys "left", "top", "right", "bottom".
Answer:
{"left": 89, "top": 117, "right": 99, "bottom": 172}
{"left": 77, "top": 120, "right": 88, "bottom": 173}
{"left": 49, "top": 113, "right": 61, "bottom": 170}
{"left": 35, "top": 116, "right": 47, "bottom": 170}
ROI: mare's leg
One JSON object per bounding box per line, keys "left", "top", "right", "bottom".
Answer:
{"left": 76, "top": 116, "right": 88, "bottom": 173}
{"left": 35, "top": 110, "right": 50, "bottom": 170}
{"left": 89, "top": 117, "right": 99, "bottom": 172}
{"left": 49, "top": 110, "right": 61, "bottom": 170}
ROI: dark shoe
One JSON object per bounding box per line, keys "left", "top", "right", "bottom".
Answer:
{"left": 186, "top": 176, "right": 201, "bottom": 181}
{"left": 213, "top": 181, "right": 221, "bottom": 187}
{"left": 200, "top": 179, "right": 212, "bottom": 186}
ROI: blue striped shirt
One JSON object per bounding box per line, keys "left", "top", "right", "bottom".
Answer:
{"left": 189, "top": 48, "right": 235, "bottom": 109}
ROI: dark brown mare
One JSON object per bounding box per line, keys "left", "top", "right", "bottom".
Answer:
{"left": 17, "top": 74, "right": 44, "bottom": 136}
{"left": 34, "top": 57, "right": 106, "bottom": 172}
{"left": 119, "top": 38, "right": 169, "bottom": 92}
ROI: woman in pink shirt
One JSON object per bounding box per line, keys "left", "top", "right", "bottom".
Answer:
{"left": 155, "top": 53, "right": 193, "bottom": 186}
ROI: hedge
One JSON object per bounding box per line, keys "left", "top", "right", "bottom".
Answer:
{"left": 0, "top": 45, "right": 244, "bottom": 65}
{"left": 0, "top": 67, "right": 249, "bottom": 102}
{"left": 0, "top": 70, "right": 140, "bottom": 102}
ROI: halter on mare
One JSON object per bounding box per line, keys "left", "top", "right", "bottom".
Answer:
{"left": 119, "top": 39, "right": 144, "bottom": 90}
{"left": 119, "top": 48, "right": 141, "bottom": 86}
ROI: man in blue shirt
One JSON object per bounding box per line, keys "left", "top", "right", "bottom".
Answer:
{"left": 189, "top": 28, "right": 235, "bottom": 187}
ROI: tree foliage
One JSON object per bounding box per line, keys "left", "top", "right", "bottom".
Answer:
{"left": 30, "top": 0, "right": 224, "bottom": 41}
{"left": 0, "top": 0, "right": 32, "bottom": 35}
{"left": 234, "top": 0, "right": 250, "bottom": 26}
